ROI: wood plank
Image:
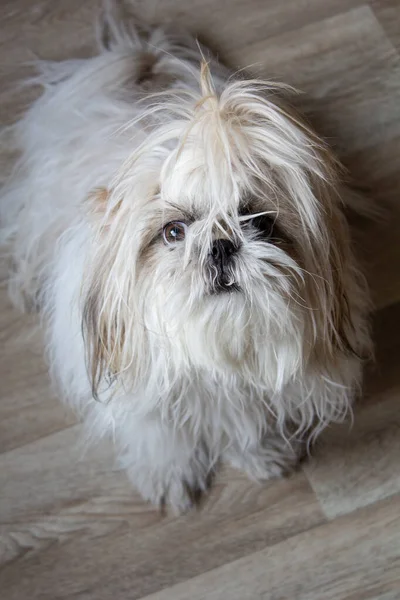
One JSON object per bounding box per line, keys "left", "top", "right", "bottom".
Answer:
{"left": 345, "top": 138, "right": 400, "bottom": 309}
{"left": 0, "top": 289, "right": 76, "bottom": 453}
{"left": 0, "top": 0, "right": 364, "bottom": 67}
{"left": 302, "top": 303, "right": 400, "bottom": 518}
{"left": 139, "top": 496, "right": 400, "bottom": 600}
{"left": 372, "top": 0, "right": 400, "bottom": 51}
{"left": 364, "top": 301, "right": 400, "bottom": 400}
{"left": 241, "top": 6, "right": 400, "bottom": 155}
{"left": 0, "top": 425, "right": 324, "bottom": 598}
{"left": 135, "top": 0, "right": 365, "bottom": 56}
{"left": 303, "top": 395, "right": 400, "bottom": 519}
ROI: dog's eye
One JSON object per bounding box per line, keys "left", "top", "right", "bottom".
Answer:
{"left": 249, "top": 215, "right": 275, "bottom": 238}
{"left": 163, "top": 221, "right": 187, "bottom": 245}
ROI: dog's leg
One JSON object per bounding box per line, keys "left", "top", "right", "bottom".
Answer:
{"left": 122, "top": 418, "right": 212, "bottom": 514}
{"left": 223, "top": 433, "right": 303, "bottom": 482}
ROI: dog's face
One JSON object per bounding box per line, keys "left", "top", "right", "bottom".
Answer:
{"left": 132, "top": 137, "right": 306, "bottom": 382}
{"left": 83, "top": 74, "right": 358, "bottom": 396}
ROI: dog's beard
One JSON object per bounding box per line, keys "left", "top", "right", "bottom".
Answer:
{"left": 134, "top": 226, "right": 305, "bottom": 392}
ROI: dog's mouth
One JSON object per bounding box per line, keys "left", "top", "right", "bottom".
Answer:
{"left": 209, "top": 279, "right": 241, "bottom": 295}
{"left": 207, "top": 269, "right": 242, "bottom": 295}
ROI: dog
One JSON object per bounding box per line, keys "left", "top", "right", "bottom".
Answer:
{"left": 0, "top": 3, "right": 371, "bottom": 512}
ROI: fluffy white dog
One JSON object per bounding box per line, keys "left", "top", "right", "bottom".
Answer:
{"left": 0, "top": 4, "right": 371, "bottom": 512}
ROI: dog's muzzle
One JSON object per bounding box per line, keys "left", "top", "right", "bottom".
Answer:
{"left": 208, "top": 239, "right": 240, "bottom": 293}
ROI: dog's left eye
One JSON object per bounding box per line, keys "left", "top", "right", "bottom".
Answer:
{"left": 249, "top": 214, "right": 275, "bottom": 238}
{"left": 163, "top": 221, "right": 187, "bottom": 245}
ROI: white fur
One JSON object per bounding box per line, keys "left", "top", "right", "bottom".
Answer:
{"left": 0, "top": 5, "right": 371, "bottom": 512}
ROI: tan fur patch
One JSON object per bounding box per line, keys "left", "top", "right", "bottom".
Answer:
{"left": 88, "top": 187, "right": 110, "bottom": 213}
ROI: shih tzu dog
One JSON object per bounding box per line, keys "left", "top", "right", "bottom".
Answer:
{"left": 0, "top": 3, "right": 371, "bottom": 512}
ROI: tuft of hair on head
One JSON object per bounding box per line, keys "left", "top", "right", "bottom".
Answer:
{"left": 199, "top": 59, "right": 217, "bottom": 101}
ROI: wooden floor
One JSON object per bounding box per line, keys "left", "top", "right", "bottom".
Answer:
{"left": 1, "top": 1, "right": 400, "bottom": 598}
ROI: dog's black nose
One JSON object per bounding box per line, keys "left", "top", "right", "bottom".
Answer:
{"left": 210, "top": 239, "right": 237, "bottom": 266}
{"left": 209, "top": 239, "right": 240, "bottom": 293}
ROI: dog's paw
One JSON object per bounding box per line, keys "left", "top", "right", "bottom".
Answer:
{"left": 131, "top": 472, "right": 209, "bottom": 515}
{"left": 128, "top": 446, "right": 212, "bottom": 514}
{"left": 162, "top": 476, "right": 207, "bottom": 515}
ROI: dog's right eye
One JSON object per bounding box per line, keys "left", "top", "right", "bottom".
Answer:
{"left": 249, "top": 214, "right": 275, "bottom": 239}
{"left": 163, "top": 221, "right": 187, "bottom": 246}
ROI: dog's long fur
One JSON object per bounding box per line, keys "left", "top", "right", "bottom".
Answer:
{"left": 0, "top": 5, "right": 371, "bottom": 511}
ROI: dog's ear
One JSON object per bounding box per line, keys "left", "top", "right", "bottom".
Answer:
{"left": 82, "top": 186, "right": 147, "bottom": 399}
{"left": 82, "top": 185, "right": 154, "bottom": 399}
{"left": 303, "top": 178, "right": 371, "bottom": 364}
{"left": 81, "top": 187, "right": 122, "bottom": 397}
{"left": 243, "top": 94, "right": 371, "bottom": 364}
{"left": 82, "top": 268, "right": 123, "bottom": 399}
